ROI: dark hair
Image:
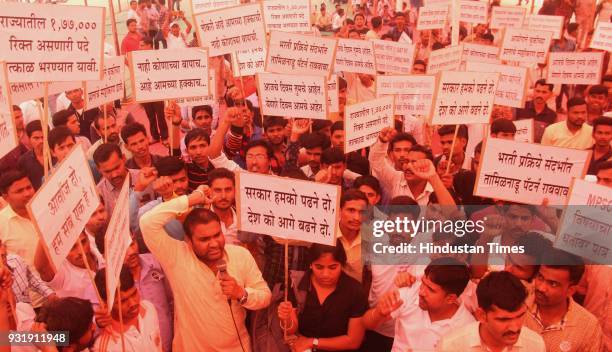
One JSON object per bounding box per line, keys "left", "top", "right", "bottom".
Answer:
{"left": 245, "top": 139, "right": 273, "bottom": 158}
{"left": 438, "top": 124, "right": 469, "bottom": 140}
{"left": 394, "top": 11, "right": 405, "bottom": 18}
{"left": 312, "top": 119, "right": 333, "bottom": 133}
{"left": 126, "top": 18, "right": 137, "bottom": 26}
{"left": 354, "top": 13, "right": 365, "bottom": 22}
{"left": 0, "top": 170, "right": 29, "bottom": 194}
{"left": 482, "top": 33, "right": 494, "bottom": 42}
{"left": 338, "top": 76, "right": 347, "bottom": 90}
{"left": 371, "top": 16, "right": 382, "bottom": 28}
{"left": 321, "top": 147, "right": 345, "bottom": 165}
{"left": 92, "top": 111, "right": 111, "bottom": 130}
{"left": 156, "top": 156, "right": 185, "bottom": 177}
{"left": 381, "top": 33, "right": 394, "bottom": 40}
{"left": 48, "top": 126, "right": 76, "bottom": 150}
{"left": 52, "top": 109, "right": 76, "bottom": 127}
{"left": 432, "top": 42, "right": 445, "bottom": 50}
{"left": 534, "top": 79, "right": 553, "bottom": 91}
{"left": 280, "top": 167, "right": 309, "bottom": 180}
{"left": 263, "top": 116, "right": 287, "bottom": 131}
{"left": 593, "top": 116, "right": 612, "bottom": 133}
{"left": 183, "top": 208, "right": 221, "bottom": 238}
{"left": 596, "top": 160, "right": 612, "bottom": 174}
{"left": 93, "top": 143, "right": 123, "bottom": 166}
{"left": 502, "top": 202, "right": 537, "bottom": 214}
{"left": 300, "top": 132, "right": 331, "bottom": 150}
{"left": 340, "top": 188, "right": 368, "bottom": 208}
{"left": 540, "top": 249, "right": 585, "bottom": 285}
{"left": 474, "top": 141, "right": 483, "bottom": 155}
{"left": 353, "top": 175, "right": 382, "bottom": 196}
{"left": 140, "top": 36, "right": 153, "bottom": 46}
{"left": 184, "top": 128, "right": 211, "bottom": 148}
{"left": 25, "top": 120, "right": 42, "bottom": 138}
{"left": 604, "top": 74, "right": 612, "bottom": 83}
{"left": 36, "top": 297, "right": 94, "bottom": 347}
{"left": 513, "top": 232, "right": 552, "bottom": 280}
{"left": 567, "top": 22, "right": 579, "bottom": 33}
{"left": 192, "top": 105, "right": 213, "bottom": 119}
{"left": 491, "top": 118, "right": 517, "bottom": 135}
{"left": 409, "top": 144, "right": 434, "bottom": 161}
{"left": 208, "top": 167, "right": 235, "bottom": 186}
{"left": 308, "top": 242, "right": 347, "bottom": 266}
{"left": 389, "top": 132, "right": 417, "bottom": 150}
{"left": 413, "top": 59, "right": 426, "bottom": 67}
{"left": 331, "top": 121, "right": 344, "bottom": 135}
{"left": 387, "top": 195, "right": 420, "bottom": 218}
{"left": 589, "top": 84, "right": 608, "bottom": 97}
{"left": 121, "top": 122, "right": 148, "bottom": 143}
{"left": 94, "top": 265, "right": 135, "bottom": 302}
{"left": 477, "top": 271, "right": 527, "bottom": 312}
{"left": 567, "top": 97, "right": 587, "bottom": 111}
{"left": 424, "top": 257, "right": 470, "bottom": 296}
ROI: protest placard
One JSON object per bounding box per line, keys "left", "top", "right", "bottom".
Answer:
{"left": 491, "top": 6, "right": 525, "bottom": 29}
{"left": 27, "top": 146, "right": 100, "bottom": 271}
{"left": 431, "top": 70, "right": 499, "bottom": 125}
{"left": 345, "top": 96, "right": 395, "bottom": 153}
{"left": 458, "top": 0, "right": 488, "bottom": 24}
{"left": 103, "top": 176, "right": 131, "bottom": 310}
{"left": 423, "top": 0, "right": 451, "bottom": 5}
{"left": 513, "top": 118, "right": 534, "bottom": 143}
{"left": 427, "top": 44, "right": 463, "bottom": 74}
{"left": 263, "top": 0, "right": 311, "bottom": 33}
{"left": 474, "top": 138, "right": 590, "bottom": 206}
{"left": 328, "top": 74, "right": 339, "bottom": 114}
{"left": 0, "top": 3, "right": 105, "bottom": 82}
{"left": 525, "top": 14, "right": 564, "bottom": 39}
{"left": 129, "top": 48, "right": 209, "bottom": 103}
{"left": 334, "top": 38, "right": 376, "bottom": 75}
{"left": 0, "top": 63, "right": 18, "bottom": 160}
{"left": 85, "top": 55, "right": 124, "bottom": 108}
{"left": 500, "top": 28, "right": 552, "bottom": 64}
{"left": 547, "top": 52, "right": 604, "bottom": 86}
{"left": 376, "top": 75, "right": 436, "bottom": 116}
{"left": 236, "top": 172, "right": 340, "bottom": 245}
{"left": 461, "top": 43, "right": 500, "bottom": 65}
{"left": 191, "top": 0, "right": 238, "bottom": 14}
{"left": 590, "top": 22, "right": 612, "bottom": 52}
{"left": 175, "top": 70, "right": 218, "bottom": 119}
{"left": 232, "top": 46, "right": 266, "bottom": 77}
{"left": 465, "top": 61, "right": 528, "bottom": 109}
{"left": 257, "top": 73, "right": 328, "bottom": 119}
{"left": 417, "top": 5, "right": 449, "bottom": 30}
{"left": 266, "top": 31, "right": 337, "bottom": 77}
{"left": 9, "top": 81, "right": 83, "bottom": 105}
{"left": 372, "top": 40, "right": 415, "bottom": 74}
{"left": 194, "top": 2, "right": 266, "bottom": 57}
{"left": 555, "top": 179, "right": 612, "bottom": 264}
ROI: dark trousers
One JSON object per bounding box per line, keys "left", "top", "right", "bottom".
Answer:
{"left": 154, "top": 31, "right": 167, "bottom": 49}
{"left": 142, "top": 101, "right": 168, "bottom": 140}
{"left": 359, "top": 330, "right": 394, "bottom": 352}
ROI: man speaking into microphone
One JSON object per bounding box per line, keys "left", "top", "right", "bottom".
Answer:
{"left": 140, "top": 185, "right": 272, "bottom": 352}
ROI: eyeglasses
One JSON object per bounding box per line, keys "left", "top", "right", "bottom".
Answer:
{"left": 246, "top": 154, "right": 268, "bottom": 161}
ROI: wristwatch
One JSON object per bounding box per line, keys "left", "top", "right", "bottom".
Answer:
{"left": 238, "top": 290, "right": 248, "bottom": 305}
{"left": 312, "top": 338, "right": 319, "bottom": 351}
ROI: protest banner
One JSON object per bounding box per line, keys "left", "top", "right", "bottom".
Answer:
{"left": 372, "top": 40, "right": 415, "bottom": 74}
{"left": 431, "top": 70, "right": 499, "bottom": 125}
{"left": 236, "top": 172, "right": 340, "bottom": 246}
{"left": 263, "top": 0, "right": 311, "bottom": 33}
{"left": 266, "top": 30, "right": 337, "bottom": 77}
{"left": 590, "top": 22, "right": 612, "bottom": 52}
{"left": 427, "top": 44, "right": 463, "bottom": 74}
{"left": 474, "top": 138, "right": 590, "bottom": 206}
{"left": 491, "top": 6, "right": 525, "bottom": 29}
{"left": 417, "top": 5, "right": 449, "bottom": 30}
{"left": 334, "top": 38, "right": 376, "bottom": 75}
{"left": 257, "top": 72, "right": 328, "bottom": 119}
{"left": 500, "top": 28, "right": 552, "bottom": 64}
{"left": 194, "top": 2, "right": 266, "bottom": 57}
{"left": 461, "top": 42, "right": 500, "bottom": 65}
{"left": 547, "top": 52, "right": 604, "bottom": 86}
{"left": 513, "top": 118, "right": 534, "bottom": 143}
{"left": 85, "top": 55, "right": 124, "bottom": 108}
{"left": 423, "top": 0, "right": 451, "bottom": 5}
{"left": 465, "top": 61, "right": 528, "bottom": 109}
{"left": 129, "top": 48, "right": 209, "bottom": 103}
{"left": 327, "top": 74, "right": 339, "bottom": 114}
{"left": 376, "top": 75, "right": 436, "bottom": 116}
{"left": 27, "top": 146, "right": 100, "bottom": 271}
{"left": 175, "top": 70, "right": 218, "bottom": 119}
{"left": 345, "top": 96, "right": 395, "bottom": 153}
{"left": 191, "top": 0, "right": 238, "bottom": 14}
{"left": 525, "top": 14, "right": 564, "bottom": 39}
{"left": 555, "top": 179, "right": 611, "bottom": 264}
{"left": 0, "top": 63, "right": 18, "bottom": 160}
{"left": 458, "top": 0, "right": 488, "bottom": 24}
{"left": 0, "top": 3, "right": 105, "bottom": 82}
{"left": 232, "top": 46, "right": 266, "bottom": 77}
{"left": 103, "top": 176, "right": 131, "bottom": 310}
{"left": 9, "top": 81, "right": 83, "bottom": 105}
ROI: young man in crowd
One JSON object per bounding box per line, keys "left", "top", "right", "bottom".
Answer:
{"left": 587, "top": 116, "right": 612, "bottom": 174}
{"left": 541, "top": 97, "right": 593, "bottom": 149}
{"left": 516, "top": 79, "right": 557, "bottom": 126}
{"left": 122, "top": 122, "right": 163, "bottom": 169}
{"left": 52, "top": 109, "right": 92, "bottom": 152}
{"left": 48, "top": 127, "right": 76, "bottom": 164}
{"left": 17, "top": 120, "right": 44, "bottom": 190}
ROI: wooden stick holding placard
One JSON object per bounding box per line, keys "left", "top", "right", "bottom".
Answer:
{"left": 103, "top": 104, "right": 108, "bottom": 143}
{"left": 166, "top": 100, "right": 173, "bottom": 156}
{"left": 0, "top": 259, "right": 18, "bottom": 330}
{"left": 108, "top": 0, "right": 121, "bottom": 56}
{"left": 78, "top": 240, "right": 105, "bottom": 306}
{"left": 42, "top": 83, "right": 50, "bottom": 177}
{"left": 445, "top": 125, "right": 459, "bottom": 175}
{"left": 116, "top": 282, "right": 127, "bottom": 352}
{"left": 283, "top": 240, "right": 289, "bottom": 340}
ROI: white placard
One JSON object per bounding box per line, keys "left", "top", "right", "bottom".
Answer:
{"left": 417, "top": 5, "right": 449, "bottom": 30}
{"left": 372, "top": 39, "right": 415, "bottom": 74}
{"left": 334, "top": 38, "right": 376, "bottom": 75}
{"left": 423, "top": 0, "right": 451, "bottom": 5}
{"left": 590, "top": 22, "right": 612, "bottom": 52}
{"left": 500, "top": 28, "right": 552, "bottom": 64}
{"left": 491, "top": 6, "right": 525, "bottom": 29}
{"left": 129, "top": 48, "right": 209, "bottom": 103}
{"left": 555, "top": 179, "right": 612, "bottom": 264}
{"left": 458, "top": 0, "right": 488, "bottom": 24}
{"left": 263, "top": 0, "right": 311, "bottom": 33}
{"left": 191, "top": 0, "right": 239, "bottom": 13}
{"left": 257, "top": 73, "right": 328, "bottom": 120}
{"left": 376, "top": 75, "right": 436, "bottom": 117}
{"left": 462, "top": 43, "right": 500, "bottom": 65}
{"left": 237, "top": 172, "right": 340, "bottom": 246}
{"left": 427, "top": 44, "right": 463, "bottom": 74}
{"left": 9, "top": 81, "right": 83, "bottom": 105}
{"left": 103, "top": 176, "right": 131, "bottom": 311}
{"left": 0, "top": 63, "right": 18, "bottom": 160}
{"left": 327, "top": 74, "right": 339, "bottom": 114}
{"left": 0, "top": 3, "right": 105, "bottom": 82}
{"left": 431, "top": 71, "right": 499, "bottom": 125}
{"left": 465, "top": 61, "right": 528, "bottom": 109}
{"left": 27, "top": 146, "right": 100, "bottom": 271}
{"left": 266, "top": 30, "right": 337, "bottom": 77}
{"left": 232, "top": 46, "right": 266, "bottom": 77}
{"left": 85, "top": 55, "right": 124, "bottom": 108}
{"left": 194, "top": 2, "right": 266, "bottom": 57}
{"left": 475, "top": 138, "right": 590, "bottom": 206}
{"left": 345, "top": 96, "right": 395, "bottom": 153}
{"left": 525, "top": 14, "right": 564, "bottom": 39}
{"left": 513, "top": 118, "right": 533, "bottom": 143}
{"left": 547, "top": 52, "right": 604, "bottom": 86}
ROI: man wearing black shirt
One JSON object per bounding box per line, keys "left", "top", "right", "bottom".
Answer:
{"left": 516, "top": 79, "right": 557, "bottom": 126}
{"left": 66, "top": 88, "right": 100, "bottom": 140}
{"left": 588, "top": 116, "right": 612, "bottom": 174}
{"left": 17, "top": 121, "right": 44, "bottom": 190}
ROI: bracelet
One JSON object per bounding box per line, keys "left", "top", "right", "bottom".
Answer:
{"left": 279, "top": 318, "right": 294, "bottom": 331}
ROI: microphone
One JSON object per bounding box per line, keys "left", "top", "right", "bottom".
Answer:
{"left": 217, "top": 259, "right": 231, "bottom": 303}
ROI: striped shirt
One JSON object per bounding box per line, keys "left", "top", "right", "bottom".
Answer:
{"left": 6, "top": 254, "right": 54, "bottom": 304}
{"left": 186, "top": 161, "right": 215, "bottom": 192}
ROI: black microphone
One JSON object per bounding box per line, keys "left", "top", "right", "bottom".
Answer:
{"left": 217, "top": 259, "right": 231, "bottom": 303}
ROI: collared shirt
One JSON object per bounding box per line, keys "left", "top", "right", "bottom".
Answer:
{"left": 49, "top": 260, "right": 97, "bottom": 300}
{"left": 88, "top": 139, "right": 132, "bottom": 161}
{"left": 139, "top": 196, "right": 271, "bottom": 352}
{"left": 579, "top": 265, "right": 612, "bottom": 352}
{"left": 0, "top": 205, "right": 39, "bottom": 266}
{"left": 98, "top": 169, "right": 154, "bottom": 215}
{"left": 541, "top": 121, "right": 593, "bottom": 149}
{"left": 7, "top": 254, "right": 54, "bottom": 304}
{"left": 338, "top": 228, "right": 363, "bottom": 283}
{"left": 17, "top": 150, "right": 44, "bottom": 190}
{"left": 525, "top": 298, "right": 603, "bottom": 352}
{"left": 436, "top": 321, "right": 546, "bottom": 351}
{"left": 212, "top": 206, "right": 239, "bottom": 245}
{"left": 516, "top": 101, "right": 557, "bottom": 126}
{"left": 125, "top": 154, "right": 162, "bottom": 170}
{"left": 186, "top": 161, "right": 215, "bottom": 192}
{"left": 121, "top": 32, "right": 142, "bottom": 55}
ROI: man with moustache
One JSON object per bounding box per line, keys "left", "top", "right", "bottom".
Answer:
{"left": 208, "top": 168, "right": 239, "bottom": 245}
{"left": 586, "top": 85, "right": 609, "bottom": 123}
{"left": 516, "top": 80, "right": 557, "bottom": 126}
{"left": 542, "top": 98, "right": 594, "bottom": 149}
{"left": 88, "top": 114, "right": 132, "bottom": 161}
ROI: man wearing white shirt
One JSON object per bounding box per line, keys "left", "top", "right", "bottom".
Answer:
{"left": 208, "top": 168, "right": 240, "bottom": 245}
